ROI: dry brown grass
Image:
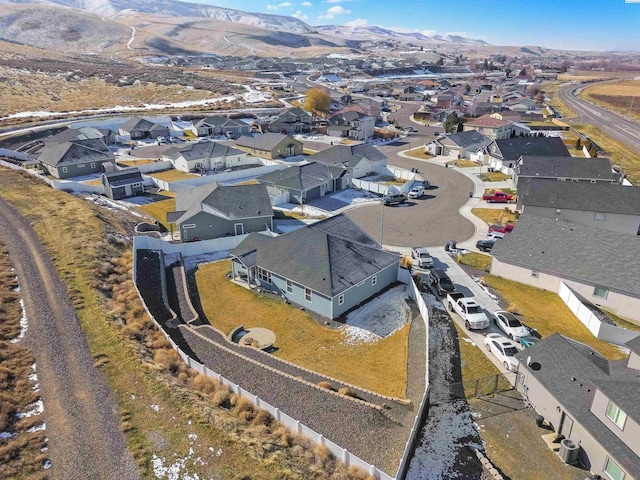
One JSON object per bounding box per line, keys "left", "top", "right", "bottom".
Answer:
{"left": 403, "top": 147, "right": 434, "bottom": 160}
{"left": 446, "top": 159, "right": 478, "bottom": 168}
{"left": 137, "top": 197, "right": 176, "bottom": 229}
{"left": 471, "top": 208, "right": 518, "bottom": 227}
{"left": 580, "top": 81, "right": 640, "bottom": 122}
{"left": 196, "top": 261, "right": 411, "bottom": 398}
{"left": 146, "top": 170, "right": 198, "bottom": 182}
{"left": 117, "top": 159, "right": 159, "bottom": 167}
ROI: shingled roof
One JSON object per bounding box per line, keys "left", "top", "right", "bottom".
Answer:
{"left": 38, "top": 138, "right": 113, "bottom": 167}
{"left": 438, "top": 130, "right": 491, "bottom": 149}
{"left": 491, "top": 136, "right": 570, "bottom": 161}
{"left": 119, "top": 117, "right": 166, "bottom": 134}
{"left": 231, "top": 214, "right": 399, "bottom": 297}
{"left": 163, "top": 141, "right": 243, "bottom": 161}
{"left": 492, "top": 214, "right": 640, "bottom": 295}
{"left": 516, "top": 155, "right": 617, "bottom": 181}
{"left": 235, "top": 132, "right": 298, "bottom": 151}
{"left": 257, "top": 162, "right": 346, "bottom": 191}
{"left": 307, "top": 144, "right": 387, "bottom": 168}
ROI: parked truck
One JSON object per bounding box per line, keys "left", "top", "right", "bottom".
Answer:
{"left": 482, "top": 190, "right": 514, "bottom": 203}
{"left": 446, "top": 292, "right": 490, "bottom": 330}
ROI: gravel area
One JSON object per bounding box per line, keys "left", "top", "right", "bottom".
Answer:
{"left": 0, "top": 198, "right": 138, "bottom": 480}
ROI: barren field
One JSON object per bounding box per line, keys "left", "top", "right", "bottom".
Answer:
{"left": 580, "top": 80, "right": 640, "bottom": 122}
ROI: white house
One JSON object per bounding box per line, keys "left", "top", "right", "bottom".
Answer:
{"left": 161, "top": 141, "right": 252, "bottom": 173}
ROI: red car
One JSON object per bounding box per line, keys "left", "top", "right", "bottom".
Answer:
{"left": 488, "top": 224, "right": 514, "bottom": 234}
{"left": 482, "top": 191, "right": 515, "bottom": 203}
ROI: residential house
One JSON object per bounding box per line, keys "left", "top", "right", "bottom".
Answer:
{"left": 101, "top": 167, "right": 144, "bottom": 200}
{"left": 46, "top": 127, "right": 115, "bottom": 146}
{"left": 517, "top": 179, "right": 640, "bottom": 235}
{"left": 463, "top": 114, "right": 513, "bottom": 140}
{"left": 307, "top": 144, "right": 387, "bottom": 178}
{"left": 327, "top": 111, "right": 376, "bottom": 141}
{"left": 514, "top": 156, "right": 618, "bottom": 187}
{"left": 161, "top": 141, "right": 251, "bottom": 173}
{"left": 485, "top": 137, "right": 571, "bottom": 174}
{"left": 37, "top": 138, "right": 116, "bottom": 179}
{"left": 268, "top": 107, "right": 312, "bottom": 135}
{"left": 118, "top": 117, "right": 170, "bottom": 140}
{"left": 257, "top": 161, "right": 349, "bottom": 204}
{"left": 505, "top": 97, "right": 538, "bottom": 112}
{"left": 230, "top": 214, "right": 400, "bottom": 319}
{"left": 490, "top": 111, "right": 522, "bottom": 123}
{"left": 425, "top": 130, "right": 491, "bottom": 159}
{"left": 235, "top": 133, "right": 303, "bottom": 160}
{"left": 398, "top": 92, "right": 425, "bottom": 102}
{"left": 168, "top": 182, "right": 273, "bottom": 242}
{"left": 189, "top": 116, "right": 251, "bottom": 138}
{"left": 514, "top": 334, "right": 640, "bottom": 480}
{"left": 491, "top": 214, "right": 640, "bottom": 322}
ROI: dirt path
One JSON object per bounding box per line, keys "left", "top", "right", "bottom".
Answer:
{"left": 0, "top": 198, "right": 138, "bottom": 480}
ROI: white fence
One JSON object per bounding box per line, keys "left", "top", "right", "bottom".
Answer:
{"left": 558, "top": 282, "right": 640, "bottom": 346}
{"left": 133, "top": 160, "right": 174, "bottom": 174}
{"left": 0, "top": 159, "right": 106, "bottom": 194}
{"left": 0, "top": 148, "right": 30, "bottom": 161}
{"left": 353, "top": 167, "right": 421, "bottom": 196}
{"left": 133, "top": 234, "right": 248, "bottom": 257}
{"left": 131, "top": 237, "right": 394, "bottom": 480}
{"left": 270, "top": 191, "right": 290, "bottom": 206}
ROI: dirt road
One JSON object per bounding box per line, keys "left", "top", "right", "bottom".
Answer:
{"left": 0, "top": 198, "right": 138, "bottom": 480}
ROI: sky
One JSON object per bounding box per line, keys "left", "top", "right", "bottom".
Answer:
{"left": 201, "top": 0, "right": 640, "bottom": 51}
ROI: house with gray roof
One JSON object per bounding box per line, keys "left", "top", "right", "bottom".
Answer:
{"left": 307, "top": 144, "right": 387, "bottom": 178}
{"left": 189, "top": 116, "right": 251, "bottom": 138}
{"left": 515, "top": 334, "right": 640, "bottom": 479}
{"left": 118, "top": 117, "right": 170, "bottom": 140}
{"left": 518, "top": 179, "right": 640, "bottom": 235}
{"left": 235, "top": 133, "right": 303, "bottom": 160}
{"left": 268, "top": 107, "right": 312, "bottom": 135}
{"left": 425, "top": 130, "right": 491, "bottom": 159}
{"left": 257, "top": 162, "right": 349, "bottom": 204}
{"left": 101, "top": 167, "right": 144, "bottom": 200}
{"left": 514, "top": 155, "right": 618, "bottom": 188}
{"left": 46, "top": 127, "right": 115, "bottom": 146}
{"left": 491, "top": 214, "right": 640, "bottom": 322}
{"left": 37, "top": 138, "right": 116, "bottom": 179}
{"left": 230, "top": 214, "right": 400, "bottom": 319}
{"left": 327, "top": 111, "right": 375, "bottom": 141}
{"left": 168, "top": 182, "right": 273, "bottom": 242}
{"left": 484, "top": 136, "right": 571, "bottom": 174}
{"left": 161, "top": 141, "right": 251, "bottom": 173}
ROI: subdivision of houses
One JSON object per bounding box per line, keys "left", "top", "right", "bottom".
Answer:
{"left": 513, "top": 156, "right": 619, "bottom": 187}
{"left": 257, "top": 161, "right": 349, "bottom": 204}
{"left": 268, "top": 107, "right": 312, "bottom": 135}
{"left": 326, "top": 111, "right": 376, "bottom": 141}
{"left": 118, "top": 117, "right": 170, "bottom": 140}
{"left": 189, "top": 116, "right": 251, "bottom": 138}
{"left": 235, "top": 133, "right": 303, "bottom": 160}
{"left": 463, "top": 114, "right": 513, "bottom": 140}
{"left": 167, "top": 182, "right": 274, "bottom": 242}
{"left": 517, "top": 179, "right": 640, "bottom": 235}
{"left": 161, "top": 141, "right": 252, "bottom": 173}
{"left": 482, "top": 136, "right": 571, "bottom": 174}
{"left": 425, "top": 130, "right": 491, "bottom": 159}
{"left": 230, "top": 214, "right": 401, "bottom": 319}
{"left": 101, "top": 167, "right": 144, "bottom": 200}
{"left": 37, "top": 138, "right": 116, "bottom": 179}
{"left": 515, "top": 334, "right": 640, "bottom": 480}
{"left": 307, "top": 143, "right": 388, "bottom": 178}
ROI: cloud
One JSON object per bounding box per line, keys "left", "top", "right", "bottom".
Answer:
{"left": 267, "top": 2, "right": 292, "bottom": 10}
{"left": 291, "top": 10, "right": 308, "bottom": 20}
{"left": 327, "top": 0, "right": 350, "bottom": 3}
{"left": 345, "top": 18, "right": 369, "bottom": 27}
{"left": 301, "top": 1, "right": 312, "bottom": 5}
{"left": 421, "top": 29, "right": 437, "bottom": 37}
{"left": 319, "top": 5, "right": 351, "bottom": 18}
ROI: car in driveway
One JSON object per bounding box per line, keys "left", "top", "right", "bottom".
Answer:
{"left": 486, "top": 231, "right": 505, "bottom": 240}
{"left": 484, "top": 333, "right": 521, "bottom": 371}
{"left": 408, "top": 185, "right": 425, "bottom": 199}
{"left": 429, "top": 268, "right": 456, "bottom": 296}
{"left": 411, "top": 247, "right": 434, "bottom": 268}
{"left": 493, "top": 310, "right": 529, "bottom": 340}
{"left": 383, "top": 193, "right": 408, "bottom": 205}
{"left": 489, "top": 224, "right": 514, "bottom": 234}
{"left": 476, "top": 238, "right": 496, "bottom": 252}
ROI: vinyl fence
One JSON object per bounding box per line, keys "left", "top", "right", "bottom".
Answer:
{"left": 352, "top": 167, "right": 421, "bottom": 196}
{"left": 558, "top": 282, "right": 640, "bottom": 346}
{"left": 0, "top": 159, "right": 106, "bottom": 194}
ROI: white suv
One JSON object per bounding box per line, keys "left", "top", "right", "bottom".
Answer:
{"left": 408, "top": 186, "right": 425, "bottom": 199}
{"left": 411, "top": 247, "right": 434, "bottom": 268}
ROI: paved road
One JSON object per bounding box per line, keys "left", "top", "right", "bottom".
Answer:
{"left": 0, "top": 198, "right": 138, "bottom": 480}
{"left": 558, "top": 83, "right": 640, "bottom": 154}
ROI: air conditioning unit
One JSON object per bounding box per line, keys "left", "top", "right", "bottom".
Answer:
{"left": 559, "top": 438, "right": 580, "bottom": 465}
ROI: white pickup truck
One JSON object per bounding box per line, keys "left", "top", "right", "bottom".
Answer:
{"left": 446, "top": 292, "right": 490, "bottom": 330}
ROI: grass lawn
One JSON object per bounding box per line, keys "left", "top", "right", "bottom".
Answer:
{"left": 454, "top": 323, "right": 500, "bottom": 399}
{"left": 600, "top": 309, "right": 640, "bottom": 333}
{"left": 138, "top": 197, "right": 176, "bottom": 229}
{"left": 403, "top": 147, "right": 434, "bottom": 160}
{"left": 235, "top": 179, "right": 258, "bottom": 185}
{"left": 446, "top": 159, "right": 478, "bottom": 168}
{"left": 572, "top": 124, "right": 640, "bottom": 184}
{"left": 545, "top": 96, "right": 575, "bottom": 118}
{"left": 457, "top": 252, "right": 492, "bottom": 272}
{"left": 302, "top": 148, "right": 318, "bottom": 155}
{"left": 479, "top": 172, "right": 511, "bottom": 182}
{"left": 147, "top": 169, "right": 199, "bottom": 182}
{"left": 117, "top": 159, "right": 159, "bottom": 167}
{"left": 471, "top": 208, "right": 518, "bottom": 228}
{"left": 196, "top": 261, "right": 410, "bottom": 398}
{"left": 83, "top": 178, "right": 103, "bottom": 186}
{"left": 482, "top": 275, "right": 627, "bottom": 361}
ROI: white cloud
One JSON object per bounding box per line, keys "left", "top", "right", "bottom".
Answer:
{"left": 301, "top": 1, "right": 312, "bottom": 5}
{"left": 345, "top": 18, "right": 369, "bottom": 27}
{"left": 292, "top": 10, "right": 308, "bottom": 20}
{"left": 327, "top": 0, "right": 350, "bottom": 3}
{"left": 319, "top": 5, "right": 350, "bottom": 18}
{"left": 279, "top": 1, "right": 292, "bottom": 6}
{"left": 421, "top": 29, "right": 437, "bottom": 37}
{"left": 267, "top": 1, "right": 292, "bottom": 10}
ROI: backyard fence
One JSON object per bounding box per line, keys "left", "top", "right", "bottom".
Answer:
{"left": 0, "top": 159, "right": 106, "bottom": 194}
{"left": 558, "top": 282, "right": 640, "bottom": 346}
{"left": 453, "top": 372, "right": 517, "bottom": 401}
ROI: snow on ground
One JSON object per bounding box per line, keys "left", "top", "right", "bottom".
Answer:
{"left": 273, "top": 203, "right": 328, "bottom": 218}
{"left": 240, "top": 85, "right": 272, "bottom": 104}
{"left": 83, "top": 194, "right": 144, "bottom": 217}
{"left": 121, "top": 195, "right": 164, "bottom": 206}
{"left": 367, "top": 137, "right": 401, "bottom": 146}
{"left": 294, "top": 134, "right": 347, "bottom": 145}
{"left": 0, "top": 432, "right": 14, "bottom": 439}
{"left": 149, "top": 404, "right": 161, "bottom": 412}
{"left": 162, "top": 251, "right": 231, "bottom": 273}
{"left": 151, "top": 428, "right": 220, "bottom": 480}
{"left": 55, "top": 172, "right": 102, "bottom": 183}
{"left": 420, "top": 292, "right": 446, "bottom": 311}
{"left": 341, "top": 284, "right": 411, "bottom": 345}
{"left": 27, "top": 423, "right": 46, "bottom": 433}
{"left": 17, "top": 399, "right": 44, "bottom": 419}
{"left": 327, "top": 189, "right": 380, "bottom": 205}
{"left": 10, "top": 298, "right": 28, "bottom": 344}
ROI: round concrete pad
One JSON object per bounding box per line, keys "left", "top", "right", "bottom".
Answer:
{"left": 241, "top": 327, "right": 276, "bottom": 349}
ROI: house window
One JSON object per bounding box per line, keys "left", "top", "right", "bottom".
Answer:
{"left": 531, "top": 270, "right": 539, "bottom": 278}
{"left": 603, "top": 457, "right": 625, "bottom": 480}
{"left": 304, "top": 287, "right": 312, "bottom": 302}
{"left": 78, "top": 164, "right": 85, "bottom": 168}
{"left": 372, "top": 275, "right": 377, "bottom": 286}
{"left": 606, "top": 401, "right": 627, "bottom": 430}
{"left": 338, "top": 294, "right": 344, "bottom": 305}
{"left": 62, "top": 167, "right": 68, "bottom": 173}
{"left": 594, "top": 286, "right": 609, "bottom": 299}
{"left": 90, "top": 163, "right": 96, "bottom": 168}
{"left": 594, "top": 212, "right": 606, "bottom": 221}
{"left": 257, "top": 267, "right": 272, "bottom": 284}
{"left": 182, "top": 224, "right": 196, "bottom": 229}
{"left": 286, "top": 279, "right": 293, "bottom": 293}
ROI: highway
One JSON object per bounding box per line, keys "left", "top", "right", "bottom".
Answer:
{"left": 558, "top": 83, "right": 640, "bottom": 155}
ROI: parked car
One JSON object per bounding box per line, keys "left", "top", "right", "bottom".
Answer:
{"left": 408, "top": 186, "right": 425, "bottom": 199}
{"left": 493, "top": 311, "right": 529, "bottom": 340}
{"left": 411, "top": 247, "right": 434, "bottom": 268}
{"left": 447, "top": 292, "right": 490, "bottom": 330}
{"left": 476, "top": 239, "right": 496, "bottom": 252}
{"left": 487, "top": 231, "right": 505, "bottom": 240}
{"left": 520, "top": 335, "right": 540, "bottom": 349}
{"left": 429, "top": 268, "right": 456, "bottom": 296}
{"left": 482, "top": 191, "right": 515, "bottom": 203}
{"left": 484, "top": 333, "right": 521, "bottom": 371}
{"left": 488, "top": 224, "right": 514, "bottom": 234}
{"left": 383, "top": 193, "right": 408, "bottom": 206}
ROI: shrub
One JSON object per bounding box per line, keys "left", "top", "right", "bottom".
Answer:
{"left": 211, "top": 388, "right": 232, "bottom": 408}
{"left": 337, "top": 387, "right": 360, "bottom": 399}
{"left": 251, "top": 409, "right": 274, "bottom": 427}
{"left": 193, "top": 374, "right": 217, "bottom": 395}
{"left": 317, "top": 381, "right": 335, "bottom": 391}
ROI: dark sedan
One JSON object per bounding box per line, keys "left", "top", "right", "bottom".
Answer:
{"left": 476, "top": 239, "right": 496, "bottom": 252}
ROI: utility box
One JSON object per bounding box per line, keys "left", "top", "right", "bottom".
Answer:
{"left": 559, "top": 439, "right": 580, "bottom": 465}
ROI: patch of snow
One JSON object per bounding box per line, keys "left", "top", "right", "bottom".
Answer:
{"left": 27, "top": 423, "right": 46, "bottom": 433}
{"left": 130, "top": 394, "right": 136, "bottom": 400}
{"left": 216, "top": 449, "right": 222, "bottom": 457}
{"left": 182, "top": 251, "right": 231, "bottom": 272}
{"left": 461, "top": 337, "right": 476, "bottom": 346}
{"left": 0, "top": 431, "right": 14, "bottom": 439}
{"left": 10, "top": 298, "right": 28, "bottom": 343}
{"left": 17, "top": 399, "right": 44, "bottom": 419}
{"left": 421, "top": 292, "right": 446, "bottom": 311}
{"left": 43, "top": 459, "right": 52, "bottom": 470}
{"left": 187, "top": 433, "right": 198, "bottom": 442}
{"left": 84, "top": 195, "right": 143, "bottom": 218}
{"left": 328, "top": 189, "right": 379, "bottom": 205}
{"left": 273, "top": 203, "right": 328, "bottom": 218}
{"left": 28, "top": 372, "right": 38, "bottom": 382}
{"left": 149, "top": 404, "right": 161, "bottom": 412}
{"left": 341, "top": 285, "right": 411, "bottom": 345}
{"left": 240, "top": 85, "right": 272, "bottom": 104}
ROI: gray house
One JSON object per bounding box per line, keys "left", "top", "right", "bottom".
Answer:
{"left": 485, "top": 136, "right": 571, "bottom": 174}
{"left": 515, "top": 334, "right": 640, "bottom": 479}
{"left": 268, "top": 107, "right": 312, "bottom": 134}
{"left": 45, "top": 127, "right": 115, "bottom": 146}
{"left": 161, "top": 141, "right": 251, "bottom": 173}
{"left": 257, "top": 162, "right": 349, "bottom": 204}
{"left": 169, "top": 182, "right": 273, "bottom": 242}
{"left": 307, "top": 144, "right": 388, "bottom": 179}
{"left": 514, "top": 156, "right": 618, "bottom": 188}
{"left": 491, "top": 214, "right": 640, "bottom": 322}
{"left": 230, "top": 214, "right": 400, "bottom": 319}
{"left": 101, "top": 167, "right": 144, "bottom": 200}
{"left": 37, "top": 138, "right": 116, "bottom": 179}
{"left": 118, "top": 117, "right": 170, "bottom": 140}
{"left": 518, "top": 179, "right": 640, "bottom": 235}
{"left": 190, "top": 116, "right": 251, "bottom": 138}
{"left": 425, "top": 130, "right": 491, "bottom": 159}
{"left": 235, "top": 133, "right": 303, "bottom": 160}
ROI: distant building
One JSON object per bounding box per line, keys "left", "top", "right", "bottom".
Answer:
{"left": 235, "top": 133, "right": 303, "bottom": 160}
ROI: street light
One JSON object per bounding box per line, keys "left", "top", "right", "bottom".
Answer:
{"left": 380, "top": 198, "right": 385, "bottom": 245}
